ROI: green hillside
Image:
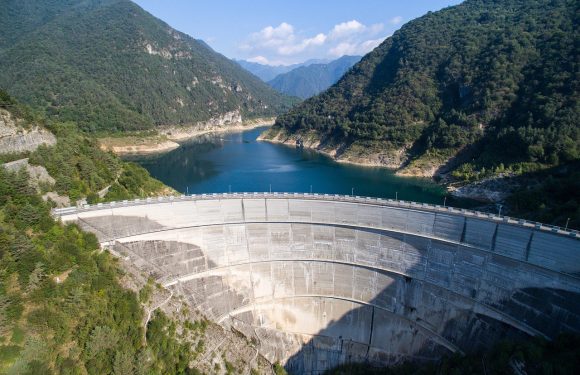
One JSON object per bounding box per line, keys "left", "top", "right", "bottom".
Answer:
{"left": 0, "top": 0, "right": 297, "bottom": 132}
{"left": 0, "top": 167, "right": 200, "bottom": 374}
{"left": 0, "top": 90, "right": 209, "bottom": 373}
{"left": 272, "top": 0, "right": 579, "bottom": 178}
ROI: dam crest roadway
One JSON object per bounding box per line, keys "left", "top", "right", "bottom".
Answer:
{"left": 53, "top": 193, "right": 580, "bottom": 374}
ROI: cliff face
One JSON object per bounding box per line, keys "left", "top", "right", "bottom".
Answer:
{"left": 0, "top": 108, "right": 55, "bottom": 153}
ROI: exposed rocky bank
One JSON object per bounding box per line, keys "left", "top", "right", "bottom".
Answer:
{"left": 259, "top": 126, "right": 513, "bottom": 204}
{"left": 258, "top": 126, "right": 407, "bottom": 169}
{"left": 0, "top": 108, "right": 56, "bottom": 153}
{"left": 100, "top": 111, "right": 275, "bottom": 155}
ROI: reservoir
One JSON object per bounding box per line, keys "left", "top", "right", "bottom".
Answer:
{"left": 131, "top": 127, "right": 449, "bottom": 205}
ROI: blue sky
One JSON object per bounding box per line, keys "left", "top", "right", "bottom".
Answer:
{"left": 132, "top": 0, "right": 463, "bottom": 65}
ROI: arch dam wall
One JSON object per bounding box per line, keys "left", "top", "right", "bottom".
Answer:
{"left": 54, "top": 193, "right": 580, "bottom": 375}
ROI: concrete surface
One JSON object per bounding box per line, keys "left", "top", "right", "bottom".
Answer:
{"left": 54, "top": 193, "right": 580, "bottom": 374}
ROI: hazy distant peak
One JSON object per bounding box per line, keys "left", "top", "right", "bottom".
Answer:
{"left": 267, "top": 55, "right": 362, "bottom": 99}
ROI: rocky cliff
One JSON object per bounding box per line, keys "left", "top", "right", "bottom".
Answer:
{"left": 0, "top": 108, "right": 55, "bottom": 153}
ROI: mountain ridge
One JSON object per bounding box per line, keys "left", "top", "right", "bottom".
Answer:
{"left": 268, "top": 0, "right": 578, "bottom": 178}
{"left": 235, "top": 58, "right": 331, "bottom": 81}
{"left": 0, "top": 0, "right": 297, "bottom": 132}
{"left": 268, "top": 55, "right": 362, "bottom": 99}
{"left": 262, "top": 0, "right": 579, "bottom": 227}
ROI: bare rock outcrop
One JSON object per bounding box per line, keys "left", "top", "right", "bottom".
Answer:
{"left": 2, "top": 158, "right": 70, "bottom": 207}
{"left": 2, "top": 158, "right": 54, "bottom": 186}
{"left": 0, "top": 109, "right": 56, "bottom": 154}
{"left": 160, "top": 110, "right": 243, "bottom": 141}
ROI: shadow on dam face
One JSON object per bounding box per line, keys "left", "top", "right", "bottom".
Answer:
{"left": 57, "top": 196, "right": 580, "bottom": 375}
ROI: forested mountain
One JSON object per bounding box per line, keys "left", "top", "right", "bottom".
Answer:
{"left": 271, "top": 0, "right": 579, "bottom": 181}
{"left": 0, "top": 91, "right": 274, "bottom": 374}
{"left": 0, "top": 0, "right": 297, "bottom": 132}
{"left": 0, "top": 91, "right": 177, "bottom": 373}
{"left": 235, "top": 58, "right": 330, "bottom": 82}
{"left": 268, "top": 55, "right": 361, "bottom": 99}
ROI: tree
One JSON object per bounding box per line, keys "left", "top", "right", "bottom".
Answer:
{"left": 26, "top": 262, "right": 45, "bottom": 293}
{"left": 114, "top": 350, "right": 135, "bottom": 375}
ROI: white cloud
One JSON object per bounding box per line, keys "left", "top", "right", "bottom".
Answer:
{"left": 369, "top": 23, "right": 385, "bottom": 35}
{"left": 278, "top": 33, "right": 327, "bottom": 55}
{"left": 329, "top": 20, "right": 365, "bottom": 39}
{"left": 238, "top": 19, "right": 392, "bottom": 65}
{"left": 329, "top": 42, "right": 356, "bottom": 57}
{"left": 389, "top": 16, "right": 403, "bottom": 25}
{"left": 329, "top": 37, "right": 386, "bottom": 57}
{"left": 247, "top": 55, "right": 270, "bottom": 65}
{"left": 248, "top": 22, "right": 295, "bottom": 49}
{"left": 261, "top": 22, "right": 294, "bottom": 39}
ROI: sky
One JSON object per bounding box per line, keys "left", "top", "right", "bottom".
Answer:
{"left": 132, "top": 0, "right": 463, "bottom": 66}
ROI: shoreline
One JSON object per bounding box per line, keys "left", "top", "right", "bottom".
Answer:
{"left": 258, "top": 131, "right": 511, "bottom": 204}
{"left": 100, "top": 117, "right": 275, "bottom": 156}
{"left": 258, "top": 135, "right": 405, "bottom": 170}
{"left": 257, "top": 129, "right": 409, "bottom": 171}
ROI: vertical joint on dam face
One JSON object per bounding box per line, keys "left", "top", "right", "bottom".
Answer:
{"left": 525, "top": 231, "right": 535, "bottom": 261}
{"left": 55, "top": 195, "right": 580, "bottom": 374}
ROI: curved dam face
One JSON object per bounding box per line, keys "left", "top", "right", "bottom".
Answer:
{"left": 55, "top": 194, "right": 580, "bottom": 374}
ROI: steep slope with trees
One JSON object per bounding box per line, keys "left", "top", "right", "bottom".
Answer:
{"left": 0, "top": 91, "right": 273, "bottom": 375}
{"left": 268, "top": 0, "right": 578, "bottom": 179}
{"left": 264, "top": 0, "right": 579, "bottom": 227}
{"left": 0, "top": 0, "right": 297, "bottom": 133}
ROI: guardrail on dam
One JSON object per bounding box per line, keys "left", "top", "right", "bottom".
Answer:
{"left": 54, "top": 193, "right": 580, "bottom": 374}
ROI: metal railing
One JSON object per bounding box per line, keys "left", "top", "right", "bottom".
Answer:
{"left": 52, "top": 192, "right": 578, "bottom": 238}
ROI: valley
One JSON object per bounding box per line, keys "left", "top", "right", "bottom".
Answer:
{"left": 0, "top": 0, "right": 578, "bottom": 374}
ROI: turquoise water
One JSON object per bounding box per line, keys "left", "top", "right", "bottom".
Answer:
{"left": 130, "top": 127, "right": 449, "bottom": 205}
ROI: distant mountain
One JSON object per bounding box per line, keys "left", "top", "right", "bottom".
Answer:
{"left": 235, "top": 58, "right": 331, "bottom": 82}
{"left": 268, "top": 55, "right": 361, "bottom": 99}
{"left": 0, "top": 0, "right": 297, "bottom": 132}
{"left": 235, "top": 61, "right": 299, "bottom": 82}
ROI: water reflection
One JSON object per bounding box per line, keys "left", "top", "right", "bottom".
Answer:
{"left": 130, "top": 127, "right": 449, "bottom": 205}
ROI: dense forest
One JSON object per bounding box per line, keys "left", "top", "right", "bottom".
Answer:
{"left": 0, "top": 92, "right": 208, "bottom": 373}
{"left": 0, "top": 90, "right": 169, "bottom": 205}
{"left": 0, "top": 0, "right": 298, "bottom": 133}
{"left": 0, "top": 165, "right": 206, "bottom": 374}
{"left": 28, "top": 123, "right": 169, "bottom": 204}
{"left": 274, "top": 0, "right": 578, "bottom": 176}
{"left": 272, "top": 0, "right": 579, "bottom": 228}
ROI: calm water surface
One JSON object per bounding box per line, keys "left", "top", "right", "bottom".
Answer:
{"left": 130, "top": 127, "right": 449, "bottom": 205}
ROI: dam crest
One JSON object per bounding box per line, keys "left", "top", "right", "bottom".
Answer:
{"left": 54, "top": 193, "right": 580, "bottom": 374}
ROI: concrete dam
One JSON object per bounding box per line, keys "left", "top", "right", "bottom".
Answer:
{"left": 54, "top": 193, "right": 580, "bottom": 374}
